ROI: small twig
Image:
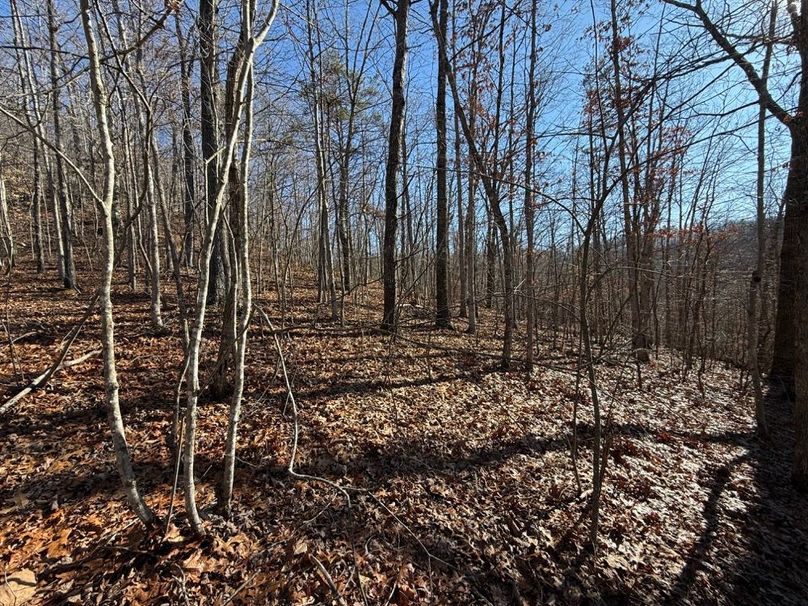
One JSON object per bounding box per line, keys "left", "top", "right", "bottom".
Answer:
{"left": 2, "top": 320, "right": 22, "bottom": 380}
{"left": 221, "top": 572, "right": 258, "bottom": 606}
{"left": 364, "top": 492, "right": 453, "bottom": 570}
{"left": 46, "top": 520, "right": 138, "bottom": 578}
{"left": 171, "top": 563, "right": 190, "bottom": 606}
{"left": 9, "top": 330, "right": 36, "bottom": 344}
{"left": 254, "top": 306, "right": 352, "bottom": 503}
{"left": 309, "top": 554, "right": 349, "bottom": 606}
{"left": 383, "top": 579, "right": 399, "bottom": 606}
{"left": 256, "top": 305, "right": 370, "bottom": 605}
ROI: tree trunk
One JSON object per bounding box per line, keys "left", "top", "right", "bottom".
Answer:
{"left": 0, "top": 157, "right": 14, "bottom": 271}
{"left": 176, "top": 14, "right": 196, "bottom": 267}
{"left": 47, "top": 0, "right": 77, "bottom": 290}
{"left": 80, "top": 0, "right": 156, "bottom": 527}
{"left": 748, "top": 3, "right": 776, "bottom": 438}
{"left": 434, "top": 0, "right": 451, "bottom": 329}
{"left": 790, "top": 121, "right": 808, "bottom": 490}
{"left": 524, "top": 0, "right": 538, "bottom": 372}
{"left": 431, "top": 4, "right": 512, "bottom": 366}
{"left": 222, "top": 2, "right": 260, "bottom": 513}
{"left": 183, "top": 0, "right": 278, "bottom": 532}
{"left": 10, "top": 0, "right": 44, "bottom": 272}
{"left": 200, "top": 0, "right": 222, "bottom": 306}
{"left": 381, "top": 0, "right": 410, "bottom": 332}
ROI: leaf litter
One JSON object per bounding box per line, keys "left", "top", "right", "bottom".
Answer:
{"left": 0, "top": 274, "right": 806, "bottom": 604}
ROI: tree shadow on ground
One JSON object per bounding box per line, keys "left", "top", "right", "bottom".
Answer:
{"left": 727, "top": 393, "right": 808, "bottom": 604}
{"left": 8, "top": 357, "right": 808, "bottom": 604}
{"left": 663, "top": 391, "right": 808, "bottom": 605}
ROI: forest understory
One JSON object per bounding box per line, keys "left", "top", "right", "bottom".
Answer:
{"left": 1, "top": 264, "right": 806, "bottom": 606}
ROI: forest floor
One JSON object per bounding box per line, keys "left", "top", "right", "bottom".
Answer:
{"left": 1, "top": 265, "right": 807, "bottom": 605}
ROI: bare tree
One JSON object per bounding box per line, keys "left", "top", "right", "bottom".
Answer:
{"left": 80, "top": 0, "right": 157, "bottom": 527}
{"left": 433, "top": 0, "right": 452, "bottom": 329}
{"left": 47, "top": 0, "right": 77, "bottom": 290}
{"left": 200, "top": 0, "right": 222, "bottom": 306}
{"left": 380, "top": 0, "right": 411, "bottom": 332}
{"left": 175, "top": 13, "right": 197, "bottom": 267}
{"left": 748, "top": 0, "right": 778, "bottom": 439}
{"left": 9, "top": 0, "right": 43, "bottom": 273}
{"left": 664, "top": 0, "right": 808, "bottom": 491}
{"left": 432, "top": 1, "right": 514, "bottom": 369}
{"left": 524, "top": 0, "right": 539, "bottom": 372}
{"left": 182, "top": 0, "right": 279, "bottom": 533}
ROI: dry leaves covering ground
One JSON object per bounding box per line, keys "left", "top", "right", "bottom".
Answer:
{"left": 1, "top": 266, "right": 807, "bottom": 605}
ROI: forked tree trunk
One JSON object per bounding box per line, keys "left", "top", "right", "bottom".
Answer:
{"left": 222, "top": 24, "right": 258, "bottom": 512}
{"left": 184, "top": 0, "right": 278, "bottom": 532}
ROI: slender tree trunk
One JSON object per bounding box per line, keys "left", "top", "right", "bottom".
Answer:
{"left": 381, "top": 0, "right": 410, "bottom": 331}
{"left": 183, "top": 0, "right": 278, "bottom": 532}
{"left": 80, "top": 0, "right": 156, "bottom": 527}
{"left": 465, "top": 153, "right": 477, "bottom": 333}
{"left": 524, "top": 0, "right": 538, "bottom": 372}
{"left": 10, "top": 0, "right": 44, "bottom": 272}
{"left": 143, "top": 120, "right": 163, "bottom": 328}
{"left": 749, "top": 3, "right": 776, "bottom": 439}
{"left": 200, "top": 0, "right": 222, "bottom": 306}
{"left": 176, "top": 14, "right": 196, "bottom": 267}
{"left": 433, "top": 0, "right": 451, "bottom": 328}
{"left": 31, "top": 148, "right": 45, "bottom": 272}
{"left": 306, "top": 0, "right": 338, "bottom": 321}
{"left": 222, "top": 2, "right": 259, "bottom": 513}
{"left": 455, "top": 117, "right": 467, "bottom": 318}
{"left": 608, "top": 0, "right": 646, "bottom": 362}
{"left": 47, "top": 0, "right": 77, "bottom": 290}
{"left": 485, "top": 216, "right": 495, "bottom": 309}
{"left": 0, "top": 157, "right": 14, "bottom": 270}
{"left": 431, "top": 5, "right": 512, "bottom": 366}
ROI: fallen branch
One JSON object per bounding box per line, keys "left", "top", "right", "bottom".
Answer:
{"left": 255, "top": 305, "right": 494, "bottom": 605}
{"left": 309, "top": 554, "right": 349, "bottom": 606}
{"left": 0, "top": 349, "right": 100, "bottom": 415}
{"left": 0, "top": 294, "right": 99, "bottom": 415}
{"left": 254, "top": 306, "right": 352, "bottom": 503}
{"left": 256, "top": 306, "right": 369, "bottom": 606}
{"left": 9, "top": 330, "right": 37, "bottom": 344}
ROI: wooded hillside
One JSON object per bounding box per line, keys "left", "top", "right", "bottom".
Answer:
{"left": 1, "top": 0, "right": 807, "bottom": 604}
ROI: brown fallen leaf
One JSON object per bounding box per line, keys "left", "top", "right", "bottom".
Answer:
{"left": 182, "top": 550, "right": 206, "bottom": 576}
{"left": 0, "top": 568, "right": 37, "bottom": 606}
{"left": 293, "top": 540, "right": 308, "bottom": 556}
{"left": 45, "top": 528, "right": 72, "bottom": 559}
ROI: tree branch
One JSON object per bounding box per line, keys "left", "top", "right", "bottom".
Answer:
{"left": 663, "top": 0, "right": 793, "bottom": 125}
